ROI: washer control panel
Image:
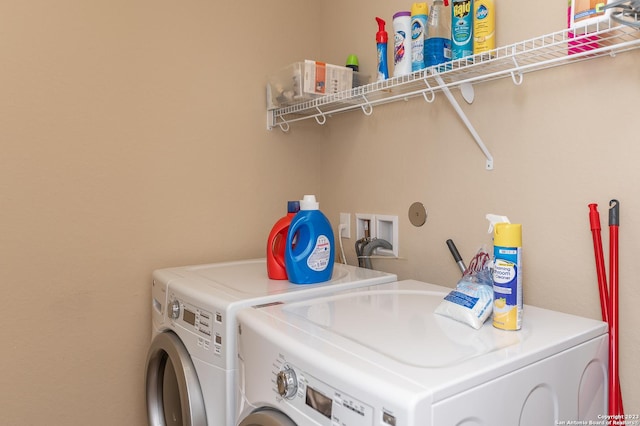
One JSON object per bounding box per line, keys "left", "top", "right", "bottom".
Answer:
{"left": 168, "top": 297, "right": 215, "bottom": 342}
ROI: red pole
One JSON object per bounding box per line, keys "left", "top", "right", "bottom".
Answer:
{"left": 588, "top": 204, "right": 609, "bottom": 324}
{"left": 608, "top": 200, "right": 623, "bottom": 415}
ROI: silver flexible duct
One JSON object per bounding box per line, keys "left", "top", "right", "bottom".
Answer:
{"left": 361, "top": 239, "right": 393, "bottom": 270}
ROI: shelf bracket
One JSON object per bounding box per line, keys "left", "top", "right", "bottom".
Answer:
{"left": 434, "top": 75, "right": 494, "bottom": 170}
{"left": 267, "top": 109, "right": 275, "bottom": 131}
{"left": 267, "top": 109, "right": 290, "bottom": 132}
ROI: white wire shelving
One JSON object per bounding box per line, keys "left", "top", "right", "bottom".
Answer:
{"left": 266, "top": 18, "right": 640, "bottom": 170}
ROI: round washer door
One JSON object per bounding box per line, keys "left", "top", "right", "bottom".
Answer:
{"left": 146, "top": 331, "right": 207, "bottom": 426}
{"left": 238, "top": 408, "right": 297, "bottom": 426}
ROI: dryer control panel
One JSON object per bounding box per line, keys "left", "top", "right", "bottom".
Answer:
{"left": 273, "top": 359, "right": 379, "bottom": 426}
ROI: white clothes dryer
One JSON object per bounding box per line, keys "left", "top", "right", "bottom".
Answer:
{"left": 236, "top": 280, "right": 609, "bottom": 426}
{"left": 145, "top": 258, "right": 397, "bottom": 426}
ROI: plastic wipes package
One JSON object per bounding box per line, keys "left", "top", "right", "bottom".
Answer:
{"left": 435, "top": 247, "right": 493, "bottom": 329}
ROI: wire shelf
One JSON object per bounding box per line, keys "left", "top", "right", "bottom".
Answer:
{"left": 267, "top": 18, "right": 640, "bottom": 131}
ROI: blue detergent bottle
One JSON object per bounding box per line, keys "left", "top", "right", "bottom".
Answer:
{"left": 285, "top": 195, "right": 335, "bottom": 284}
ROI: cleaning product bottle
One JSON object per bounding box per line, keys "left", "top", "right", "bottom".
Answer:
{"left": 346, "top": 54, "right": 366, "bottom": 88}
{"left": 393, "top": 11, "right": 412, "bottom": 77}
{"left": 474, "top": 0, "right": 495, "bottom": 56}
{"left": 375, "top": 17, "right": 389, "bottom": 81}
{"left": 425, "top": 0, "right": 452, "bottom": 68}
{"left": 285, "top": 195, "right": 335, "bottom": 284}
{"left": 411, "top": 3, "right": 429, "bottom": 72}
{"left": 492, "top": 222, "right": 523, "bottom": 331}
{"left": 452, "top": 0, "right": 474, "bottom": 60}
{"left": 266, "top": 201, "right": 300, "bottom": 280}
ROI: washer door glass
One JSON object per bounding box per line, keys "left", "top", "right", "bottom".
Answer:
{"left": 146, "top": 331, "right": 207, "bottom": 426}
{"left": 238, "top": 409, "right": 297, "bottom": 426}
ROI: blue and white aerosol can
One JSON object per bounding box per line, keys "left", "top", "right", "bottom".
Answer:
{"left": 452, "top": 0, "right": 474, "bottom": 60}
{"left": 285, "top": 195, "right": 335, "bottom": 284}
{"left": 411, "top": 3, "right": 429, "bottom": 71}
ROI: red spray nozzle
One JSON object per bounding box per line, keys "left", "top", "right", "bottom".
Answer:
{"left": 444, "top": 0, "right": 449, "bottom": 6}
{"left": 375, "top": 17, "right": 388, "bottom": 43}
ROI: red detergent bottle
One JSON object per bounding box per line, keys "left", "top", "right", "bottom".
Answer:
{"left": 266, "top": 201, "right": 300, "bottom": 280}
{"left": 285, "top": 195, "right": 335, "bottom": 284}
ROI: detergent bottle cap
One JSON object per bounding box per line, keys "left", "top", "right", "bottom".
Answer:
{"left": 287, "top": 201, "right": 300, "bottom": 214}
{"left": 486, "top": 213, "right": 510, "bottom": 234}
{"left": 393, "top": 11, "right": 411, "bottom": 19}
{"left": 376, "top": 17, "right": 388, "bottom": 43}
{"left": 411, "top": 2, "right": 428, "bottom": 16}
{"left": 300, "top": 195, "right": 320, "bottom": 211}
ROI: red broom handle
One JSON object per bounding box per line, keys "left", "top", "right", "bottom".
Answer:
{"left": 608, "top": 200, "right": 623, "bottom": 415}
{"left": 588, "top": 204, "right": 609, "bottom": 324}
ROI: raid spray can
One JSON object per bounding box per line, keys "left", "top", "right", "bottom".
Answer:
{"left": 451, "top": 0, "right": 473, "bottom": 60}
{"left": 492, "top": 223, "right": 523, "bottom": 330}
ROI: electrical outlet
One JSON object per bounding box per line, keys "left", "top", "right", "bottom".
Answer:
{"left": 339, "top": 213, "right": 351, "bottom": 239}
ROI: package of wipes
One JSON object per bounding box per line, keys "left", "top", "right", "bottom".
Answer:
{"left": 435, "top": 247, "right": 493, "bottom": 329}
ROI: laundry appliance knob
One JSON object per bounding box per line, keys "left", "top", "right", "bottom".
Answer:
{"left": 169, "top": 300, "right": 181, "bottom": 320}
{"left": 276, "top": 367, "right": 297, "bottom": 399}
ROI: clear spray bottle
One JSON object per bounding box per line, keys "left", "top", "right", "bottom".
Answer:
{"left": 425, "top": 0, "right": 452, "bottom": 68}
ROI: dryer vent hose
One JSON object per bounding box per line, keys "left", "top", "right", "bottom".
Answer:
{"left": 355, "top": 238, "right": 392, "bottom": 269}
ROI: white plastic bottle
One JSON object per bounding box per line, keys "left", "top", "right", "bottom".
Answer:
{"left": 393, "top": 11, "right": 412, "bottom": 77}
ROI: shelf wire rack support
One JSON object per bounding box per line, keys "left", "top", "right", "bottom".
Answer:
{"left": 434, "top": 74, "right": 494, "bottom": 170}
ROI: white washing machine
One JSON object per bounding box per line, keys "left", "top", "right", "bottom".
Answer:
{"left": 236, "top": 280, "right": 609, "bottom": 426}
{"left": 145, "top": 258, "right": 397, "bottom": 426}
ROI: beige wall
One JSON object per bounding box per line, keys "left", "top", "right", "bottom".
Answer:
{"left": 1, "top": 0, "right": 637, "bottom": 424}
{"left": 1, "top": 1, "right": 323, "bottom": 424}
